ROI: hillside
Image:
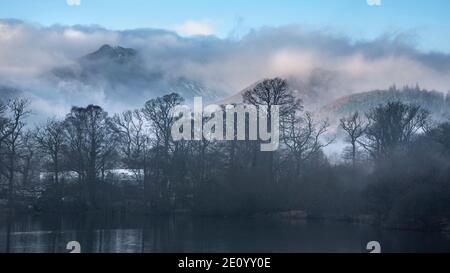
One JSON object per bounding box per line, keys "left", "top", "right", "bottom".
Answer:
{"left": 320, "top": 86, "right": 450, "bottom": 124}
{"left": 51, "top": 44, "right": 218, "bottom": 103}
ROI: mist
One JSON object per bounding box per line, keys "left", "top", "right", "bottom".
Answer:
{"left": 1, "top": 19, "right": 450, "bottom": 123}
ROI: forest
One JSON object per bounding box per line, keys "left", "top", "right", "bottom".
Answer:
{"left": 0, "top": 78, "right": 449, "bottom": 233}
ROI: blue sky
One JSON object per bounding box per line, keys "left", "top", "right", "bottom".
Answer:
{"left": 0, "top": 0, "right": 450, "bottom": 52}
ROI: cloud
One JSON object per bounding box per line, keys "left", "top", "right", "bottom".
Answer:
{"left": 367, "top": 0, "right": 381, "bottom": 6}
{"left": 174, "top": 20, "right": 215, "bottom": 36}
{"left": 66, "top": 0, "right": 81, "bottom": 6}
{"left": 0, "top": 20, "right": 450, "bottom": 123}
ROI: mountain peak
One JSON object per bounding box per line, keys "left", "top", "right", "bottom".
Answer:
{"left": 99, "top": 44, "right": 113, "bottom": 50}
{"left": 82, "top": 44, "right": 138, "bottom": 63}
{"left": 97, "top": 44, "right": 114, "bottom": 53}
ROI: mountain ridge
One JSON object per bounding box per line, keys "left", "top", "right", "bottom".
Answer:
{"left": 50, "top": 44, "right": 218, "bottom": 103}
{"left": 319, "top": 86, "right": 450, "bottom": 125}
{"left": 82, "top": 44, "right": 138, "bottom": 63}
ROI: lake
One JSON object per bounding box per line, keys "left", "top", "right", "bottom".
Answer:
{"left": 1, "top": 213, "right": 449, "bottom": 253}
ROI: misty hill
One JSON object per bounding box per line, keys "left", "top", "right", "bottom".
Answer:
{"left": 320, "top": 86, "right": 450, "bottom": 124}
{"left": 220, "top": 80, "right": 450, "bottom": 127}
{"left": 82, "top": 44, "right": 138, "bottom": 63}
{"left": 218, "top": 70, "right": 340, "bottom": 107}
{"left": 51, "top": 44, "right": 218, "bottom": 103}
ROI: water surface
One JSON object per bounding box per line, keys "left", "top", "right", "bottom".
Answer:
{"left": 1, "top": 213, "right": 449, "bottom": 253}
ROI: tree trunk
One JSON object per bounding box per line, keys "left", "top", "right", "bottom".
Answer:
{"left": 352, "top": 140, "right": 356, "bottom": 167}
{"left": 7, "top": 147, "right": 15, "bottom": 209}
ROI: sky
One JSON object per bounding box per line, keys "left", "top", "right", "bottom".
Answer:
{"left": 1, "top": 0, "right": 450, "bottom": 52}
{"left": 1, "top": 0, "right": 450, "bottom": 123}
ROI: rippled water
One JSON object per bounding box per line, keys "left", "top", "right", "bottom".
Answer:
{"left": 0, "top": 213, "right": 449, "bottom": 253}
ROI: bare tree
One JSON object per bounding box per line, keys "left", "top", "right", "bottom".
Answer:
{"left": 19, "top": 130, "right": 37, "bottom": 187}
{"left": 112, "top": 110, "right": 146, "bottom": 169}
{"left": 340, "top": 112, "right": 368, "bottom": 166}
{"left": 143, "top": 93, "right": 184, "bottom": 156}
{"left": 112, "top": 109, "right": 146, "bottom": 188}
{"left": 243, "top": 78, "right": 302, "bottom": 117}
{"left": 2, "top": 98, "right": 30, "bottom": 207}
{"left": 64, "top": 105, "right": 117, "bottom": 207}
{"left": 243, "top": 78, "right": 302, "bottom": 181}
{"left": 0, "top": 101, "right": 9, "bottom": 145}
{"left": 361, "top": 101, "right": 429, "bottom": 158}
{"left": 142, "top": 93, "right": 184, "bottom": 210}
{"left": 282, "top": 112, "right": 332, "bottom": 176}
{"left": 35, "top": 119, "right": 65, "bottom": 192}
{"left": 0, "top": 101, "right": 10, "bottom": 182}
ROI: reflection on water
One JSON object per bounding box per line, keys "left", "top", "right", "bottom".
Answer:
{"left": 0, "top": 213, "right": 449, "bottom": 253}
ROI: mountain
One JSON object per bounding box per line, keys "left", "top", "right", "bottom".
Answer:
{"left": 217, "top": 69, "right": 340, "bottom": 107}
{"left": 81, "top": 44, "right": 138, "bottom": 63}
{"left": 51, "top": 44, "right": 218, "bottom": 103}
{"left": 219, "top": 79, "right": 450, "bottom": 128}
{"left": 320, "top": 86, "right": 450, "bottom": 124}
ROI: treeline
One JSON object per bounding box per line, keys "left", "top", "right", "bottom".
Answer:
{"left": 0, "top": 78, "right": 449, "bottom": 231}
{"left": 332, "top": 84, "right": 450, "bottom": 118}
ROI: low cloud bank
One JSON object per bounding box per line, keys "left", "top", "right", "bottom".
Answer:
{"left": 1, "top": 19, "right": 450, "bottom": 122}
